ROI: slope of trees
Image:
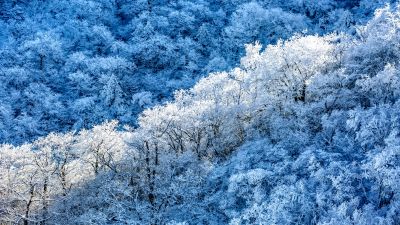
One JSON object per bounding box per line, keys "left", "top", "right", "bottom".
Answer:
{"left": 0, "top": 0, "right": 388, "bottom": 144}
{"left": 1, "top": 3, "right": 400, "bottom": 224}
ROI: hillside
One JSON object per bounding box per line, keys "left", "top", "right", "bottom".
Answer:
{"left": 1, "top": 1, "right": 400, "bottom": 225}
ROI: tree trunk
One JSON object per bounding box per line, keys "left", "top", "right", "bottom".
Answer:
{"left": 40, "top": 178, "right": 48, "bottom": 225}
{"left": 24, "top": 185, "right": 35, "bottom": 225}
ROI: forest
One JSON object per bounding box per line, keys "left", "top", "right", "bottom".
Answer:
{"left": 0, "top": 0, "right": 399, "bottom": 224}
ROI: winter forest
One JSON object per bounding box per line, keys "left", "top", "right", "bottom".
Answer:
{"left": 0, "top": 0, "right": 400, "bottom": 224}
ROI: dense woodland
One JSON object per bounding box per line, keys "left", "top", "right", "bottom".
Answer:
{"left": 0, "top": 0, "right": 388, "bottom": 144}
{"left": 1, "top": 0, "right": 400, "bottom": 224}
